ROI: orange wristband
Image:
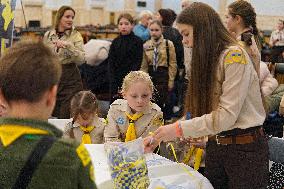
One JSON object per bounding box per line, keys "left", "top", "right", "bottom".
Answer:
{"left": 175, "top": 121, "right": 183, "bottom": 138}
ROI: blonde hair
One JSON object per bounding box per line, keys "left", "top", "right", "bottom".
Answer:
{"left": 121, "top": 71, "right": 154, "bottom": 94}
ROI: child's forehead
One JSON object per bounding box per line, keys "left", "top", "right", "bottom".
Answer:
{"left": 125, "top": 87, "right": 152, "bottom": 95}
{"left": 119, "top": 18, "right": 130, "bottom": 23}
{"left": 79, "top": 111, "right": 95, "bottom": 120}
{"left": 150, "top": 23, "right": 160, "bottom": 28}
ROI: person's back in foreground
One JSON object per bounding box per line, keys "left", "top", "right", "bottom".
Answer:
{"left": 0, "top": 40, "right": 97, "bottom": 189}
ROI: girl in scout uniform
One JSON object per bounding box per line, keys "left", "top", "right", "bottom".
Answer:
{"left": 147, "top": 3, "right": 268, "bottom": 188}
{"left": 179, "top": 0, "right": 264, "bottom": 175}
{"left": 43, "top": 6, "right": 85, "bottom": 119}
{"left": 104, "top": 71, "right": 163, "bottom": 142}
{"left": 140, "top": 20, "right": 177, "bottom": 119}
{"left": 63, "top": 91, "right": 105, "bottom": 144}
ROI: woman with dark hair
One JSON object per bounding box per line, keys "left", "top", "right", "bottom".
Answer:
{"left": 156, "top": 9, "right": 184, "bottom": 72}
{"left": 43, "top": 6, "right": 84, "bottom": 118}
{"left": 226, "top": 0, "right": 261, "bottom": 76}
{"left": 146, "top": 3, "right": 268, "bottom": 188}
{"left": 156, "top": 8, "right": 185, "bottom": 119}
{"left": 141, "top": 20, "right": 177, "bottom": 121}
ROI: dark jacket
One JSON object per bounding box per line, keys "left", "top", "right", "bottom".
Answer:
{"left": 162, "top": 26, "right": 184, "bottom": 70}
{"left": 0, "top": 118, "right": 96, "bottom": 189}
{"left": 108, "top": 32, "right": 143, "bottom": 94}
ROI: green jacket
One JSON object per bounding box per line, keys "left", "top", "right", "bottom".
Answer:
{"left": 0, "top": 118, "right": 97, "bottom": 189}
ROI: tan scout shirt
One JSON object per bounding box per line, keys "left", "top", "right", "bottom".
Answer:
{"left": 141, "top": 36, "right": 177, "bottom": 89}
{"left": 104, "top": 99, "right": 163, "bottom": 142}
{"left": 270, "top": 29, "right": 284, "bottom": 47}
{"left": 43, "top": 27, "right": 85, "bottom": 65}
{"left": 181, "top": 46, "right": 266, "bottom": 138}
{"left": 63, "top": 117, "right": 105, "bottom": 144}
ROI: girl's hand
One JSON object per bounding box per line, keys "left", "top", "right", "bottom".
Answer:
{"left": 143, "top": 136, "right": 159, "bottom": 153}
{"left": 153, "top": 123, "right": 177, "bottom": 142}
{"left": 53, "top": 40, "right": 68, "bottom": 48}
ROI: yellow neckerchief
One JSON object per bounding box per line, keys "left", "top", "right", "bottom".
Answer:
{"left": 79, "top": 125, "right": 95, "bottom": 144}
{"left": 0, "top": 125, "right": 48, "bottom": 147}
{"left": 125, "top": 112, "right": 143, "bottom": 142}
{"left": 182, "top": 146, "right": 204, "bottom": 171}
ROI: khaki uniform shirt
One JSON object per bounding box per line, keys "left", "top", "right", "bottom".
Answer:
{"left": 43, "top": 27, "right": 85, "bottom": 65}
{"left": 63, "top": 117, "right": 106, "bottom": 144}
{"left": 0, "top": 118, "right": 96, "bottom": 189}
{"left": 181, "top": 46, "right": 266, "bottom": 138}
{"left": 104, "top": 99, "right": 163, "bottom": 142}
{"left": 141, "top": 36, "right": 177, "bottom": 88}
{"left": 270, "top": 29, "right": 284, "bottom": 46}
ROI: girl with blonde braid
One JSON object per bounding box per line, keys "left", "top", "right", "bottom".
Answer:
{"left": 104, "top": 71, "right": 163, "bottom": 142}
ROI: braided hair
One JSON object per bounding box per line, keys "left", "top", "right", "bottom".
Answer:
{"left": 228, "top": 0, "right": 261, "bottom": 50}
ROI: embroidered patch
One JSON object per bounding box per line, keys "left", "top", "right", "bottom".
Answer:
{"left": 76, "top": 144, "right": 91, "bottom": 167}
{"left": 116, "top": 117, "right": 125, "bottom": 125}
{"left": 224, "top": 49, "right": 247, "bottom": 65}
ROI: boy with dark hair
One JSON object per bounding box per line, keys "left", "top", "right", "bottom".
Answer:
{"left": 0, "top": 40, "right": 97, "bottom": 189}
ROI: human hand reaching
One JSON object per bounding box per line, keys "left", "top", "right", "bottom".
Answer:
{"left": 143, "top": 136, "right": 159, "bottom": 153}
{"left": 153, "top": 123, "right": 178, "bottom": 142}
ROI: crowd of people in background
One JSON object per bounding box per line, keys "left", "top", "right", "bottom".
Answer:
{"left": 1, "top": 0, "right": 284, "bottom": 188}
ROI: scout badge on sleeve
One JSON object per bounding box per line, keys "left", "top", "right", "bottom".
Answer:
{"left": 224, "top": 49, "right": 247, "bottom": 65}
{"left": 104, "top": 138, "right": 150, "bottom": 189}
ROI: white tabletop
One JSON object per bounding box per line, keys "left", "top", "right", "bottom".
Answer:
{"left": 48, "top": 118, "right": 71, "bottom": 131}
{"left": 85, "top": 144, "right": 213, "bottom": 189}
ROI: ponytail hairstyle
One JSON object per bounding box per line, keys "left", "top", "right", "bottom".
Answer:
{"left": 228, "top": 0, "right": 261, "bottom": 50}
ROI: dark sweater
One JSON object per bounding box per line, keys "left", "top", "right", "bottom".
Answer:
{"left": 108, "top": 32, "right": 143, "bottom": 93}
